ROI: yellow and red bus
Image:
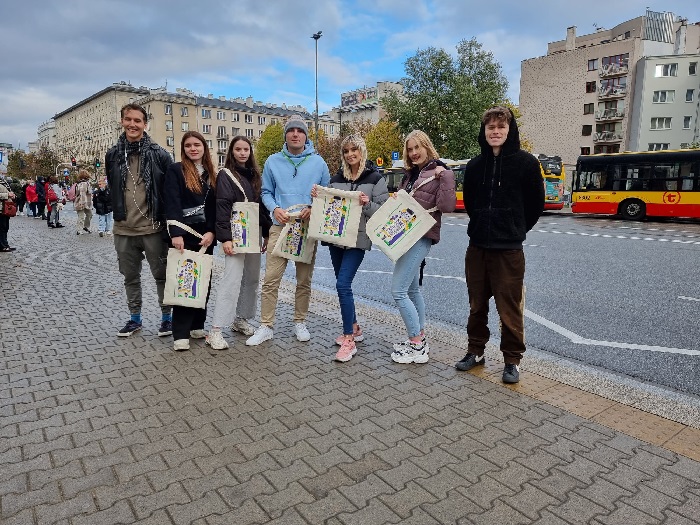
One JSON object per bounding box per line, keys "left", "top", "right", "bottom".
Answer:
{"left": 572, "top": 150, "right": 700, "bottom": 220}
{"left": 383, "top": 160, "right": 469, "bottom": 210}
{"left": 538, "top": 154, "right": 566, "bottom": 210}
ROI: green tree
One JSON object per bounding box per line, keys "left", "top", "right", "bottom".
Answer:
{"left": 382, "top": 38, "right": 508, "bottom": 159}
{"left": 255, "top": 122, "right": 284, "bottom": 167}
{"left": 366, "top": 120, "right": 403, "bottom": 168}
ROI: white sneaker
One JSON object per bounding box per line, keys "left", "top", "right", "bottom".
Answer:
{"left": 173, "top": 339, "right": 190, "bottom": 351}
{"left": 231, "top": 317, "right": 256, "bottom": 336}
{"left": 391, "top": 340, "right": 430, "bottom": 364}
{"left": 246, "top": 325, "right": 273, "bottom": 346}
{"left": 190, "top": 329, "right": 206, "bottom": 339}
{"left": 294, "top": 322, "right": 311, "bottom": 342}
{"left": 206, "top": 330, "right": 229, "bottom": 350}
{"left": 106, "top": 231, "right": 113, "bottom": 235}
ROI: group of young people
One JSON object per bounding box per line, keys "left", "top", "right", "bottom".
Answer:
{"left": 104, "top": 102, "right": 543, "bottom": 384}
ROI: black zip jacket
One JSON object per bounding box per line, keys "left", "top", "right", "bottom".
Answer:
{"left": 215, "top": 167, "right": 272, "bottom": 243}
{"left": 93, "top": 187, "right": 112, "bottom": 215}
{"left": 464, "top": 117, "right": 544, "bottom": 250}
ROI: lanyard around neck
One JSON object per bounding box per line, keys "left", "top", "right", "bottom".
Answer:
{"left": 282, "top": 151, "right": 310, "bottom": 177}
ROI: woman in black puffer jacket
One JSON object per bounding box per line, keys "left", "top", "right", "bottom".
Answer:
{"left": 93, "top": 179, "right": 113, "bottom": 236}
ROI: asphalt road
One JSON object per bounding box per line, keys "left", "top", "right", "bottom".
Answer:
{"left": 301, "top": 210, "right": 700, "bottom": 396}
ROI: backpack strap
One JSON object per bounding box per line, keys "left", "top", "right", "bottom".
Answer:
{"left": 408, "top": 175, "right": 439, "bottom": 213}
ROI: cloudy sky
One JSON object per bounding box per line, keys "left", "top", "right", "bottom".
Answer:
{"left": 1, "top": 0, "right": 699, "bottom": 151}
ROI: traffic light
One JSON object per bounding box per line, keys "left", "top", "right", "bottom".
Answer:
{"left": 71, "top": 156, "right": 77, "bottom": 167}
{"left": 95, "top": 158, "right": 101, "bottom": 168}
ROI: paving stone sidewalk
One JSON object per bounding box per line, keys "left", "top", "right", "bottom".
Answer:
{"left": 1, "top": 215, "right": 699, "bottom": 525}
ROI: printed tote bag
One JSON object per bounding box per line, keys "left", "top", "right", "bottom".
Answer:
{"left": 307, "top": 186, "right": 361, "bottom": 248}
{"left": 365, "top": 176, "right": 437, "bottom": 263}
{"left": 163, "top": 220, "right": 214, "bottom": 309}
{"left": 271, "top": 204, "right": 316, "bottom": 264}
{"left": 223, "top": 168, "right": 260, "bottom": 253}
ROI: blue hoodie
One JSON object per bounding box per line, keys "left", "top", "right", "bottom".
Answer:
{"left": 261, "top": 139, "right": 330, "bottom": 225}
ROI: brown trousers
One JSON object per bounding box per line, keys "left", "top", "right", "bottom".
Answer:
{"left": 465, "top": 246, "right": 526, "bottom": 364}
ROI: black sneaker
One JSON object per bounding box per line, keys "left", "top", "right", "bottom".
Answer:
{"left": 158, "top": 320, "right": 173, "bottom": 337}
{"left": 455, "top": 353, "right": 485, "bottom": 371}
{"left": 55, "top": 223, "right": 64, "bottom": 228}
{"left": 83, "top": 227, "right": 91, "bottom": 233}
{"left": 118, "top": 320, "right": 142, "bottom": 337}
{"left": 502, "top": 363, "right": 520, "bottom": 384}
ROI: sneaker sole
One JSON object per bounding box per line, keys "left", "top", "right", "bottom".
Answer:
{"left": 455, "top": 359, "right": 485, "bottom": 371}
{"left": 246, "top": 334, "right": 273, "bottom": 346}
{"left": 335, "top": 348, "right": 357, "bottom": 362}
{"left": 296, "top": 334, "right": 311, "bottom": 342}
{"left": 204, "top": 338, "right": 229, "bottom": 350}
{"left": 117, "top": 328, "right": 141, "bottom": 337}
{"left": 157, "top": 331, "right": 173, "bottom": 337}
{"left": 502, "top": 374, "right": 520, "bottom": 384}
{"left": 336, "top": 334, "right": 364, "bottom": 345}
{"left": 391, "top": 353, "right": 429, "bottom": 364}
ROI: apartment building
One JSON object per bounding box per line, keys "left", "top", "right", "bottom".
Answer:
{"left": 520, "top": 10, "right": 691, "bottom": 175}
{"left": 331, "top": 81, "right": 402, "bottom": 128}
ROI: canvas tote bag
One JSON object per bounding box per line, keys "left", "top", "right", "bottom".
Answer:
{"left": 222, "top": 168, "right": 260, "bottom": 253}
{"left": 365, "top": 176, "right": 438, "bottom": 263}
{"left": 271, "top": 204, "right": 316, "bottom": 264}
{"left": 163, "top": 220, "right": 214, "bottom": 309}
{"left": 307, "top": 186, "right": 361, "bottom": 248}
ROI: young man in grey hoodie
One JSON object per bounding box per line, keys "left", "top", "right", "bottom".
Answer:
{"left": 246, "top": 115, "right": 330, "bottom": 346}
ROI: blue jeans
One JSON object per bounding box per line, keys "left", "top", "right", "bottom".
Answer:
{"left": 98, "top": 212, "right": 113, "bottom": 233}
{"left": 391, "top": 237, "right": 431, "bottom": 338}
{"left": 329, "top": 245, "right": 366, "bottom": 335}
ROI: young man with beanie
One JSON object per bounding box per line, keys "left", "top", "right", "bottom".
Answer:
{"left": 455, "top": 106, "right": 544, "bottom": 383}
{"left": 246, "top": 115, "right": 330, "bottom": 346}
{"left": 106, "top": 103, "right": 174, "bottom": 338}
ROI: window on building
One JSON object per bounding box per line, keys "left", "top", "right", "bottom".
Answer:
{"left": 648, "top": 143, "right": 670, "bottom": 151}
{"left": 655, "top": 63, "right": 678, "bottom": 77}
{"left": 217, "top": 126, "right": 227, "bottom": 138}
{"left": 594, "top": 145, "right": 620, "bottom": 154}
{"left": 684, "top": 116, "right": 692, "bottom": 129}
{"left": 258, "top": 116, "right": 266, "bottom": 125}
{"left": 650, "top": 117, "right": 672, "bottom": 130}
{"left": 206, "top": 140, "right": 213, "bottom": 148}
{"left": 583, "top": 103, "right": 594, "bottom": 115}
{"left": 217, "top": 111, "right": 226, "bottom": 120}
{"left": 652, "top": 90, "right": 675, "bottom": 103}
{"left": 602, "top": 53, "right": 629, "bottom": 67}
{"left": 596, "top": 122, "right": 617, "bottom": 133}
{"left": 232, "top": 113, "right": 240, "bottom": 122}
{"left": 181, "top": 107, "right": 189, "bottom": 117}
{"left": 585, "top": 81, "right": 596, "bottom": 93}
{"left": 259, "top": 130, "right": 264, "bottom": 137}
{"left": 218, "top": 154, "right": 225, "bottom": 166}
{"left": 690, "top": 62, "right": 697, "bottom": 75}
{"left": 624, "top": 31, "right": 631, "bottom": 39}
{"left": 330, "top": 125, "right": 335, "bottom": 134}
{"left": 581, "top": 147, "right": 591, "bottom": 155}
{"left": 600, "top": 77, "right": 626, "bottom": 93}
{"left": 245, "top": 128, "right": 254, "bottom": 137}
{"left": 202, "top": 124, "right": 212, "bottom": 134}
{"left": 165, "top": 104, "right": 172, "bottom": 115}
{"left": 271, "top": 118, "right": 278, "bottom": 125}
{"left": 202, "top": 109, "right": 211, "bottom": 119}
{"left": 587, "top": 58, "right": 598, "bottom": 71}
{"left": 181, "top": 122, "right": 189, "bottom": 132}
{"left": 166, "top": 136, "right": 174, "bottom": 147}
{"left": 217, "top": 140, "right": 227, "bottom": 151}
{"left": 232, "top": 127, "right": 240, "bottom": 136}
{"left": 582, "top": 125, "right": 592, "bottom": 136}
{"left": 165, "top": 120, "right": 173, "bottom": 131}
{"left": 687, "top": 89, "right": 695, "bottom": 102}
{"left": 245, "top": 114, "right": 253, "bottom": 123}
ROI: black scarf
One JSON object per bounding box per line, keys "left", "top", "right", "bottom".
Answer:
{"left": 117, "top": 131, "right": 155, "bottom": 214}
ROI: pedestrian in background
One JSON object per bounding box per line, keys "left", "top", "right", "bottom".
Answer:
{"left": 390, "top": 130, "right": 455, "bottom": 365}
{"left": 311, "top": 134, "right": 388, "bottom": 362}
{"left": 93, "top": 178, "right": 113, "bottom": 236}
{"left": 455, "top": 106, "right": 544, "bottom": 384}
{"left": 106, "top": 103, "right": 174, "bottom": 338}
{"left": 45, "top": 176, "right": 64, "bottom": 228}
{"left": 35, "top": 177, "right": 46, "bottom": 220}
{"left": 163, "top": 131, "right": 217, "bottom": 351}
{"left": 26, "top": 181, "right": 37, "bottom": 217}
{"left": 15, "top": 181, "right": 27, "bottom": 216}
{"left": 206, "top": 135, "right": 271, "bottom": 351}
{"left": 246, "top": 115, "right": 330, "bottom": 347}
{"left": 0, "top": 178, "right": 16, "bottom": 252}
{"left": 74, "top": 170, "right": 93, "bottom": 235}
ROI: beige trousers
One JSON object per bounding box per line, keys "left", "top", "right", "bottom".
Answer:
{"left": 260, "top": 225, "right": 317, "bottom": 326}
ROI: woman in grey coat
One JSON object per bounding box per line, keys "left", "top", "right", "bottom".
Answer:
{"left": 312, "top": 135, "right": 388, "bottom": 362}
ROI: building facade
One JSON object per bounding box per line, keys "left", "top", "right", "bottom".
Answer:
{"left": 331, "top": 81, "right": 402, "bottom": 128}
{"left": 519, "top": 10, "right": 694, "bottom": 176}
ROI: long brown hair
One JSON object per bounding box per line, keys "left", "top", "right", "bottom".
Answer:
{"left": 224, "top": 136, "right": 261, "bottom": 198}
{"left": 180, "top": 131, "right": 217, "bottom": 193}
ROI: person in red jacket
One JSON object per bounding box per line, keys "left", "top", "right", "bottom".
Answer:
{"left": 25, "top": 181, "right": 38, "bottom": 217}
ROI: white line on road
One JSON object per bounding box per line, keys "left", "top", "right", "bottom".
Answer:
{"left": 679, "top": 296, "right": 700, "bottom": 302}
{"left": 525, "top": 310, "right": 700, "bottom": 356}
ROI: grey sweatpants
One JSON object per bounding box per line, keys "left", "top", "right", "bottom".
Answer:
{"left": 211, "top": 251, "right": 261, "bottom": 328}
{"left": 114, "top": 232, "right": 171, "bottom": 315}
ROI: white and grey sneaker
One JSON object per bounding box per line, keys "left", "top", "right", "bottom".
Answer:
{"left": 246, "top": 325, "right": 273, "bottom": 346}
{"left": 294, "top": 322, "right": 311, "bottom": 342}
{"left": 391, "top": 340, "right": 429, "bottom": 364}
{"left": 231, "top": 317, "right": 256, "bottom": 336}
{"left": 206, "top": 330, "right": 229, "bottom": 350}
{"left": 190, "top": 329, "right": 206, "bottom": 339}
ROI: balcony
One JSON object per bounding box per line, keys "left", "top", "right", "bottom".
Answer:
{"left": 593, "top": 131, "right": 623, "bottom": 143}
{"left": 598, "top": 86, "right": 626, "bottom": 99}
{"left": 599, "top": 62, "right": 629, "bottom": 78}
{"left": 216, "top": 133, "right": 229, "bottom": 140}
{"left": 595, "top": 108, "right": 625, "bottom": 121}
{"left": 217, "top": 148, "right": 227, "bottom": 154}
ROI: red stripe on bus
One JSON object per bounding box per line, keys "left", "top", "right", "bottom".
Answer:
{"left": 571, "top": 202, "right": 618, "bottom": 215}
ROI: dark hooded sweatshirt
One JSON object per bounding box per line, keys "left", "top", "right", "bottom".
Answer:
{"left": 463, "top": 118, "right": 544, "bottom": 250}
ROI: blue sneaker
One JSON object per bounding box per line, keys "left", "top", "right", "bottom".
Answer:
{"left": 118, "top": 320, "right": 142, "bottom": 338}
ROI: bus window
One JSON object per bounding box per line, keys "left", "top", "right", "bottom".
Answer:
{"left": 577, "top": 166, "right": 606, "bottom": 190}
{"left": 680, "top": 162, "right": 695, "bottom": 190}
{"left": 624, "top": 164, "right": 652, "bottom": 190}
{"left": 653, "top": 163, "right": 679, "bottom": 191}
{"left": 453, "top": 167, "right": 465, "bottom": 192}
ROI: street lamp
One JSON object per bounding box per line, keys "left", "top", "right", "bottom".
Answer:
{"left": 311, "top": 30, "right": 322, "bottom": 149}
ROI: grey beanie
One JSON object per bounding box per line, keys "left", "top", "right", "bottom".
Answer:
{"left": 284, "top": 115, "right": 309, "bottom": 137}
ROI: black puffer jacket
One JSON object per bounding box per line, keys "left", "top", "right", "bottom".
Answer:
{"left": 215, "top": 166, "right": 271, "bottom": 243}
{"left": 464, "top": 118, "right": 544, "bottom": 250}
{"left": 105, "top": 142, "right": 173, "bottom": 222}
{"left": 93, "top": 187, "right": 112, "bottom": 215}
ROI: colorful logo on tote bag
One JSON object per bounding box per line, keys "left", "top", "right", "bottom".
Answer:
{"left": 176, "top": 258, "right": 201, "bottom": 299}
{"left": 377, "top": 208, "right": 418, "bottom": 247}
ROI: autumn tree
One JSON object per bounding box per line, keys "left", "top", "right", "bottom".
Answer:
{"left": 365, "top": 120, "right": 403, "bottom": 168}
{"left": 255, "top": 122, "right": 284, "bottom": 167}
{"left": 382, "top": 38, "right": 508, "bottom": 159}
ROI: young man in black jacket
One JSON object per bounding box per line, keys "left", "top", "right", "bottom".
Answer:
{"left": 105, "top": 103, "right": 174, "bottom": 338}
{"left": 455, "top": 106, "right": 544, "bottom": 383}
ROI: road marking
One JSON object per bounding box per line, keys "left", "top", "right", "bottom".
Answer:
{"left": 532, "top": 229, "right": 700, "bottom": 245}
{"left": 679, "top": 296, "right": 700, "bottom": 302}
{"left": 525, "top": 310, "right": 700, "bottom": 356}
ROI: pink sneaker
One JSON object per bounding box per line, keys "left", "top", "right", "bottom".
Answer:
{"left": 335, "top": 327, "right": 364, "bottom": 345}
{"left": 335, "top": 338, "right": 357, "bottom": 362}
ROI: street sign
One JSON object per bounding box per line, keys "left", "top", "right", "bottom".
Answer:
{"left": 0, "top": 152, "right": 3, "bottom": 163}
{"left": 391, "top": 151, "right": 399, "bottom": 161}
{"left": 376, "top": 157, "right": 383, "bottom": 167}
{"left": 63, "top": 169, "right": 70, "bottom": 176}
